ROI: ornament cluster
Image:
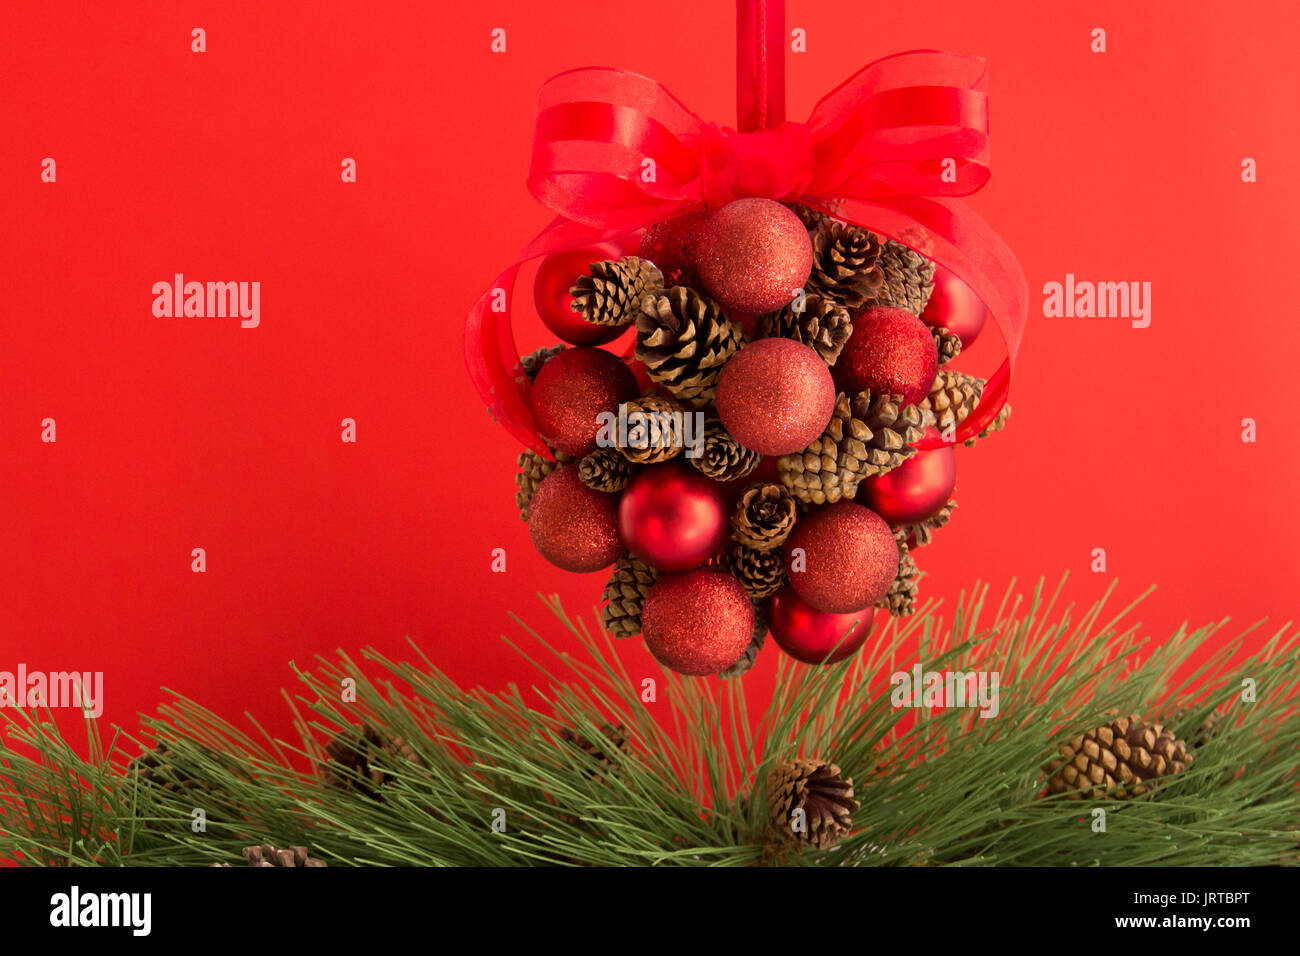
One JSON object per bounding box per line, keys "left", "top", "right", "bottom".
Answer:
{"left": 516, "top": 198, "right": 1009, "bottom": 677}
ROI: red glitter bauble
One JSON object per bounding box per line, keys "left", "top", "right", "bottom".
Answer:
{"left": 531, "top": 347, "right": 639, "bottom": 457}
{"left": 618, "top": 464, "right": 728, "bottom": 571}
{"left": 833, "top": 305, "right": 938, "bottom": 407}
{"left": 527, "top": 465, "right": 624, "bottom": 573}
{"left": 920, "top": 265, "right": 987, "bottom": 348}
{"left": 639, "top": 209, "right": 709, "bottom": 287}
{"left": 716, "top": 338, "right": 835, "bottom": 456}
{"left": 769, "top": 586, "right": 878, "bottom": 665}
{"left": 857, "top": 427, "right": 956, "bottom": 525}
{"left": 785, "top": 501, "right": 898, "bottom": 613}
{"left": 534, "top": 243, "right": 629, "bottom": 346}
{"left": 696, "top": 199, "right": 813, "bottom": 314}
{"left": 641, "top": 568, "right": 754, "bottom": 676}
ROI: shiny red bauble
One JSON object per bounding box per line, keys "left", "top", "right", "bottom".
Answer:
{"left": 696, "top": 199, "right": 813, "bottom": 314}
{"left": 618, "top": 464, "right": 729, "bottom": 571}
{"left": 784, "top": 501, "right": 899, "bottom": 613}
{"left": 534, "top": 243, "right": 630, "bottom": 346}
{"left": 639, "top": 209, "right": 709, "bottom": 287}
{"left": 856, "top": 427, "right": 957, "bottom": 525}
{"left": 527, "top": 466, "right": 624, "bottom": 573}
{"left": 834, "top": 305, "right": 938, "bottom": 407}
{"left": 641, "top": 568, "right": 754, "bottom": 676}
{"left": 769, "top": 586, "right": 878, "bottom": 665}
{"left": 920, "top": 264, "right": 987, "bottom": 348}
{"left": 716, "top": 338, "right": 836, "bottom": 456}
{"left": 530, "top": 347, "right": 639, "bottom": 457}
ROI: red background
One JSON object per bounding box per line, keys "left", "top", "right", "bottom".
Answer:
{"left": 3, "top": 1, "right": 1297, "bottom": 740}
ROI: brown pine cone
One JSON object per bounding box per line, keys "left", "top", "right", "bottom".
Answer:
{"left": 869, "top": 237, "right": 935, "bottom": 315}
{"left": 933, "top": 327, "right": 962, "bottom": 367}
{"left": 212, "top": 844, "right": 328, "bottom": 867}
{"left": 323, "top": 723, "right": 419, "bottom": 798}
{"left": 732, "top": 483, "right": 798, "bottom": 551}
{"left": 766, "top": 758, "right": 860, "bottom": 850}
{"left": 725, "top": 543, "right": 786, "bottom": 600}
{"left": 719, "top": 600, "right": 769, "bottom": 678}
{"left": 515, "top": 450, "right": 558, "bottom": 521}
{"left": 899, "top": 499, "right": 956, "bottom": 549}
{"left": 616, "top": 393, "right": 686, "bottom": 464}
{"left": 601, "top": 556, "right": 657, "bottom": 638}
{"left": 921, "top": 369, "right": 984, "bottom": 434}
{"left": 963, "top": 402, "right": 1011, "bottom": 447}
{"left": 878, "top": 530, "right": 919, "bottom": 617}
{"left": 559, "top": 722, "right": 631, "bottom": 773}
{"left": 636, "top": 287, "right": 745, "bottom": 406}
{"left": 1045, "top": 715, "right": 1194, "bottom": 800}
{"left": 690, "top": 414, "right": 760, "bottom": 482}
{"left": 520, "top": 344, "right": 565, "bottom": 383}
{"left": 759, "top": 292, "right": 854, "bottom": 366}
{"left": 779, "top": 391, "right": 925, "bottom": 505}
{"left": 807, "top": 222, "right": 883, "bottom": 310}
{"left": 579, "top": 447, "right": 635, "bottom": 492}
{"left": 570, "top": 256, "right": 664, "bottom": 328}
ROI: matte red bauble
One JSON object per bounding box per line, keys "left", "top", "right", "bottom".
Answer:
{"left": 618, "top": 464, "right": 728, "bottom": 571}
{"left": 527, "top": 466, "right": 624, "bottom": 573}
{"left": 639, "top": 209, "right": 709, "bottom": 287}
{"left": 696, "top": 199, "right": 813, "bottom": 314}
{"left": 530, "top": 347, "right": 639, "bottom": 457}
{"left": 785, "top": 501, "right": 898, "bottom": 613}
{"left": 920, "top": 264, "right": 987, "bottom": 347}
{"left": 833, "top": 305, "right": 938, "bottom": 407}
{"left": 641, "top": 569, "right": 754, "bottom": 676}
{"left": 534, "top": 243, "right": 629, "bottom": 346}
{"left": 716, "top": 338, "right": 835, "bottom": 456}
{"left": 769, "top": 586, "right": 877, "bottom": 665}
{"left": 857, "top": 427, "right": 956, "bottom": 525}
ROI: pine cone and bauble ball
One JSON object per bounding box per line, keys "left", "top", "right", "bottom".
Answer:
{"left": 1046, "top": 714, "right": 1194, "bottom": 800}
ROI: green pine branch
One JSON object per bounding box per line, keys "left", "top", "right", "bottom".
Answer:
{"left": 0, "top": 576, "right": 1296, "bottom": 867}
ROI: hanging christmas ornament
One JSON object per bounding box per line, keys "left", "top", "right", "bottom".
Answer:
{"left": 784, "top": 501, "right": 898, "bottom": 613}
{"left": 696, "top": 199, "right": 813, "bottom": 315}
{"left": 856, "top": 426, "right": 957, "bottom": 525}
{"left": 641, "top": 568, "right": 754, "bottom": 675}
{"left": 716, "top": 338, "right": 836, "bottom": 456}
{"left": 533, "top": 243, "right": 630, "bottom": 346}
{"left": 921, "top": 264, "right": 987, "bottom": 348}
{"left": 833, "top": 305, "right": 939, "bottom": 407}
{"left": 639, "top": 209, "right": 710, "bottom": 287}
{"left": 618, "top": 464, "right": 729, "bottom": 572}
{"left": 528, "top": 465, "right": 624, "bottom": 572}
{"left": 530, "top": 346, "right": 640, "bottom": 458}
{"left": 768, "top": 586, "right": 877, "bottom": 664}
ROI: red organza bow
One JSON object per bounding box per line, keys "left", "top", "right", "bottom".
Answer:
{"left": 466, "top": 50, "right": 1028, "bottom": 458}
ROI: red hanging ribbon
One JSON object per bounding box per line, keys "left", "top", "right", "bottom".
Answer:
{"left": 465, "top": 48, "right": 1027, "bottom": 459}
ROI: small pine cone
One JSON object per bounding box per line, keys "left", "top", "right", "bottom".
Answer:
{"left": 807, "top": 222, "right": 883, "bottom": 310}
{"left": 766, "top": 758, "right": 860, "bottom": 850}
{"left": 323, "top": 723, "right": 419, "bottom": 797}
{"left": 217, "top": 844, "right": 327, "bottom": 868}
{"left": 921, "top": 369, "right": 985, "bottom": 433}
{"left": 878, "top": 530, "right": 919, "bottom": 617}
{"left": 690, "top": 414, "right": 761, "bottom": 482}
{"left": 725, "top": 543, "right": 787, "bottom": 600}
{"left": 1045, "top": 715, "right": 1194, "bottom": 800}
{"left": 870, "top": 237, "right": 935, "bottom": 315}
{"left": 570, "top": 256, "right": 664, "bottom": 328}
{"left": 719, "top": 600, "right": 769, "bottom": 678}
{"left": 636, "top": 287, "right": 746, "bottom": 406}
{"left": 559, "top": 722, "right": 630, "bottom": 773}
{"left": 515, "top": 450, "right": 558, "bottom": 521}
{"left": 900, "top": 500, "right": 956, "bottom": 549}
{"left": 617, "top": 393, "right": 686, "bottom": 464}
{"left": 759, "top": 293, "right": 854, "bottom": 366}
{"left": 129, "top": 743, "right": 197, "bottom": 794}
{"left": 933, "top": 327, "right": 962, "bottom": 367}
{"left": 579, "top": 447, "right": 635, "bottom": 492}
{"left": 520, "top": 344, "right": 565, "bottom": 383}
{"left": 787, "top": 202, "right": 834, "bottom": 231}
{"left": 732, "top": 483, "right": 798, "bottom": 551}
{"left": 601, "top": 556, "right": 657, "bottom": 638}
{"left": 963, "top": 402, "right": 1011, "bottom": 447}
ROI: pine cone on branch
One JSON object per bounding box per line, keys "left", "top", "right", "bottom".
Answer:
{"left": 521, "top": 344, "right": 565, "bottom": 383}
{"left": 213, "top": 844, "right": 328, "bottom": 868}
{"left": 323, "top": 723, "right": 419, "bottom": 798}
{"left": 558, "top": 722, "right": 631, "bottom": 773}
{"left": 636, "top": 287, "right": 745, "bottom": 406}
{"left": 921, "top": 369, "right": 985, "bottom": 434}
{"left": 759, "top": 292, "right": 854, "bottom": 366}
{"left": 690, "top": 414, "right": 760, "bottom": 482}
{"left": 601, "top": 556, "right": 657, "bottom": 638}
{"left": 933, "top": 327, "right": 962, "bottom": 366}
{"left": 899, "top": 500, "right": 956, "bottom": 549}
{"left": 878, "top": 530, "right": 919, "bottom": 617}
{"left": 579, "top": 447, "right": 635, "bottom": 492}
{"left": 732, "top": 483, "right": 798, "bottom": 551}
{"left": 1045, "top": 715, "right": 1194, "bottom": 800}
{"left": 869, "top": 238, "right": 935, "bottom": 315}
{"left": 719, "top": 600, "right": 769, "bottom": 679}
{"left": 807, "top": 222, "right": 883, "bottom": 310}
{"left": 570, "top": 257, "right": 663, "bottom": 328}
{"left": 616, "top": 393, "right": 685, "bottom": 464}
{"left": 725, "top": 543, "right": 786, "bottom": 600}
{"left": 766, "top": 758, "right": 860, "bottom": 850}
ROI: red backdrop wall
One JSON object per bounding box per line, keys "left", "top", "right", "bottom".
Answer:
{"left": 3, "top": 0, "right": 1297, "bottom": 740}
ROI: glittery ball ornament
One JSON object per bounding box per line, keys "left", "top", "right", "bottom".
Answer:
{"left": 618, "top": 464, "right": 728, "bottom": 572}
{"left": 696, "top": 199, "right": 813, "bottom": 314}
{"left": 527, "top": 465, "right": 624, "bottom": 573}
{"left": 639, "top": 209, "right": 709, "bottom": 287}
{"left": 534, "top": 243, "right": 629, "bottom": 346}
{"left": 531, "top": 346, "right": 639, "bottom": 458}
{"left": 785, "top": 501, "right": 898, "bottom": 613}
{"left": 641, "top": 568, "right": 754, "bottom": 676}
{"left": 716, "top": 338, "right": 835, "bottom": 456}
{"left": 921, "top": 265, "right": 987, "bottom": 348}
{"left": 769, "top": 586, "right": 878, "bottom": 665}
{"left": 833, "top": 305, "right": 938, "bottom": 407}
{"left": 857, "top": 427, "right": 956, "bottom": 525}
